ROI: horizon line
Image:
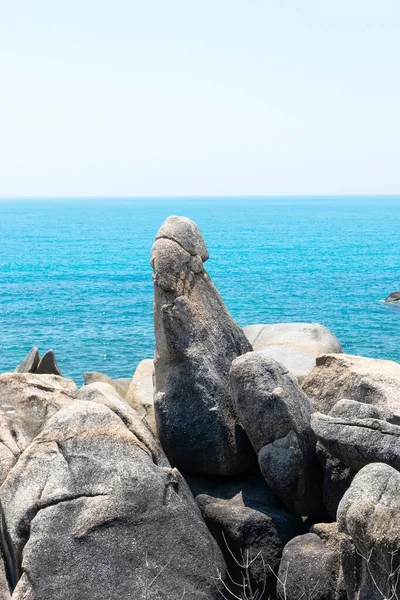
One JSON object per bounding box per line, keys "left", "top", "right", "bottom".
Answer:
{"left": 1, "top": 193, "right": 400, "bottom": 201}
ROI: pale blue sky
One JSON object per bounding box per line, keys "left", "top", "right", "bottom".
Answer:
{"left": 1, "top": 0, "right": 399, "bottom": 197}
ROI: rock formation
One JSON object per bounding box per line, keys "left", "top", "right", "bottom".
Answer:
{"left": 186, "top": 472, "right": 303, "bottom": 599}
{"left": 36, "top": 349, "right": 62, "bottom": 376}
{"left": 316, "top": 441, "right": 356, "bottom": 520}
{"left": 0, "top": 372, "right": 77, "bottom": 483}
{"left": 312, "top": 399, "right": 400, "bottom": 473}
{"left": 303, "top": 353, "right": 400, "bottom": 415}
{"left": 0, "top": 383, "right": 227, "bottom": 599}
{"left": 152, "top": 216, "right": 255, "bottom": 475}
{"left": 15, "top": 348, "right": 63, "bottom": 376}
{"left": 277, "top": 529, "right": 346, "bottom": 600}
{"left": 83, "top": 371, "right": 131, "bottom": 399}
{"left": 14, "top": 347, "right": 40, "bottom": 374}
{"left": 230, "top": 352, "right": 323, "bottom": 516}
{"left": 125, "top": 359, "right": 156, "bottom": 433}
{"left": 385, "top": 290, "right": 400, "bottom": 303}
{"left": 243, "top": 322, "right": 342, "bottom": 381}
{"left": 3, "top": 216, "right": 400, "bottom": 599}
{"left": 338, "top": 463, "right": 400, "bottom": 600}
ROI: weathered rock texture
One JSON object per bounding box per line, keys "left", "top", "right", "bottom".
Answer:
{"left": 230, "top": 352, "right": 323, "bottom": 516}
{"left": 0, "top": 382, "right": 227, "bottom": 600}
{"left": 0, "top": 549, "right": 11, "bottom": 600}
{"left": 312, "top": 399, "right": 400, "bottom": 473}
{"left": 186, "top": 472, "right": 303, "bottom": 600}
{"left": 277, "top": 531, "right": 346, "bottom": 600}
{"left": 125, "top": 359, "right": 155, "bottom": 433}
{"left": 83, "top": 372, "right": 131, "bottom": 399}
{"left": 316, "top": 442, "right": 355, "bottom": 520}
{"left": 0, "top": 373, "right": 77, "bottom": 484}
{"left": 243, "top": 322, "right": 342, "bottom": 381}
{"left": 152, "top": 216, "right": 255, "bottom": 475}
{"left": 338, "top": 463, "right": 400, "bottom": 600}
{"left": 14, "top": 347, "right": 40, "bottom": 374}
{"left": 303, "top": 353, "right": 400, "bottom": 416}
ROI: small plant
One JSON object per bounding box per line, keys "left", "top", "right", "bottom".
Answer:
{"left": 214, "top": 541, "right": 266, "bottom": 600}
{"left": 357, "top": 548, "right": 400, "bottom": 600}
{"left": 139, "top": 552, "right": 186, "bottom": 599}
{"left": 214, "top": 533, "right": 322, "bottom": 600}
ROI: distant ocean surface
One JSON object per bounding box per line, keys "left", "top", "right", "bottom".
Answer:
{"left": 1, "top": 197, "right": 399, "bottom": 383}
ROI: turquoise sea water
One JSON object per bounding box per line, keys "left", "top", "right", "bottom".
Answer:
{"left": 1, "top": 197, "right": 399, "bottom": 383}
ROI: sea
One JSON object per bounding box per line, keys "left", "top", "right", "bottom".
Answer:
{"left": 1, "top": 197, "right": 399, "bottom": 383}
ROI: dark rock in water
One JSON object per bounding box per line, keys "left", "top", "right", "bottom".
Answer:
{"left": 186, "top": 471, "right": 304, "bottom": 600}
{"left": 83, "top": 372, "right": 131, "bottom": 399}
{"left": 0, "top": 382, "right": 227, "bottom": 600}
{"left": 152, "top": 215, "right": 255, "bottom": 475}
{"left": 385, "top": 290, "right": 400, "bottom": 303}
{"left": 312, "top": 400, "right": 400, "bottom": 473}
{"left": 14, "top": 347, "right": 40, "bottom": 374}
{"left": 302, "top": 353, "right": 400, "bottom": 416}
{"left": 243, "top": 322, "right": 342, "bottom": 382}
{"left": 0, "top": 549, "right": 11, "bottom": 600}
{"left": 277, "top": 530, "right": 346, "bottom": 600}
{"left": 36, "top": 349, "right": 62, "bottom": 376}
{"left": 230, "top": 352, "right": 323, "bottom": 516}
{"left": 338, "top": 463, "right": 400, "bottom": 600}
{"left": 0, "top": 373, "right": 77, "bottom": 484}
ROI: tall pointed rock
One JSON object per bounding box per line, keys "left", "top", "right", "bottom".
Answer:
{"left": 152, "top": 216, "right": 255, "bottom": 475}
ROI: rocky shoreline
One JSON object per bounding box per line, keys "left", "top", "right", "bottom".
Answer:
{"left": 1, "top": 215, "right": 400, "bottom": 599}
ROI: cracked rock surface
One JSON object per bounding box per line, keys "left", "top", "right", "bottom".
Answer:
{"left": 0, "top": 383, "right": 226, "bottom": 599}
{"left": 312, "top": 399, "right": 400, "bottom": 473}
{"left": 152, "top": 216, "right": 255, "bottom": 475}
{"left": 0, "top": 373, "right": 77, "bottom": 484}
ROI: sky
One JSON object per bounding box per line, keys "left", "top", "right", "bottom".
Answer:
{"left": 0, "top": 0, "right": 399, "bottom": 197}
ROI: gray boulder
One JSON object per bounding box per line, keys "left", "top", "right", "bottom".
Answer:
{"left": 243, "top": 322, "right": 342, "bottom": 381}
{"left": 14, "top": 347, "right": 40, "bottom": 374}
{"left": 385, "top": 291, "right": 400, "bottom": 303}
{"left": 152, "top": 216, "right": 255, "bottom": 475}
{"left": 277, "top": 523, "right": 347, "bottom": 600}
{"left": 312, "top": 399, "right": 400, "bottom": 473}
{"left": 0, "top": 549, "right": 11, "bottom": 600}
{"left": 36, "top": 349, "right": 62, "bottom": 376}
{"left": 0, "top": 372, "right": 77, "bottom": 484}
{"left": 186, "top": 472, "right": 303, "bottom": 600}
{"left": 125, "top": 359, "right": 156, "bottom": 433}
{"left": 313, "top": 400, "right": 391, "bottom": 518}
{"left": 329, "top": 398, "right": 389, "bottom": 421}
{"left": 302, "top": 353, "right": 400, "bottom": 416}
{"left": 83, "top": 372, "right": 131, "bottom": 399}
{"left": 77, "top": 382, "right": 162, "bottom": 459}
{"left": 277, "top": 531, "right": 346, "bottom": 600}
{"left": 230, "top": 352, "right": 323, "bottom": 516}
{"left": 1, "top": 382, "right": 227, "bottom": 600}
{"left": 338, "top": 463, "right": 400, "bottom": 600}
